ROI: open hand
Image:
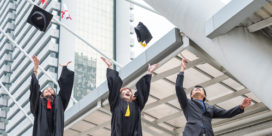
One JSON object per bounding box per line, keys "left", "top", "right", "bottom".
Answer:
{"left": 32, "top": 56, "right": 39, "bottom": 69}
{"left": 240, "top": 98, "right": 251, "bottom": 109}
{"left": 101, "top": 57, "right": 112, "bottom": 69}
{"left": 59, "top": 61, "right": 72, "bottom": 67}
{"left": 148, "top": 64, "right": 159, "bottom": 74}
{"left": 180, "top": 58, "right": 187, "bottom": 72}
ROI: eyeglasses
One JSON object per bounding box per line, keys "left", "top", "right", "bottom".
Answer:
{"left": 194, "top": 87, "right": 204, "bottom": 91}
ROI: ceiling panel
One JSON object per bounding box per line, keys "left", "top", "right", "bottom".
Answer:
{"left": 217, "top": 96, "right": 245, "bottom": 109}
{"left": 150, "top": 80, "right": 175, "bottom": 99}
{"left": 145, "top": 103, "right": 180, "bottom": 119}
{"left": 205, "top": 83, "right": 233, "bottom": 101}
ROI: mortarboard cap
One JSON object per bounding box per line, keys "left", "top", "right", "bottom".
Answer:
{"left": 27, "top": 5, "right": 53, "bottom": 32}
{"left": 134, "top": 22, "right": 152, "bottom": 47}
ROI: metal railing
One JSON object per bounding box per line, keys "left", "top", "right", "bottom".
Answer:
{"left": 23, "top": 0, "right": 123, "bottom": 68}
{"left": 0, "top": 82, "right": 33, "bottom": 124}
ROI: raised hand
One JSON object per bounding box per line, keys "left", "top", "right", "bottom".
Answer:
{"left": 101, "top": 57, "right": 113, "bottom": 69}
{"left": 148, "top": 64, "right": 159, "bottom": 74}
{"left": 32, "top": 56, "right": 39, "bottom": 76}
{"left": 240, "top": 98, "right": 252, "bottom": 109}
{"left": 180, "top": 58, "right": 187, "bottom": 72}
{"left": 59, "top": 61, "right": 72, "bottom": 67}
{"left": 33, "top": 56, "right": 39, "bottom": 67}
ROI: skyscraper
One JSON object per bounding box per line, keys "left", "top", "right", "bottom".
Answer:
{"left": 0, "top": 0, "right": 15, "bottom": 135}
{"left": 60, "top": 0, "right": 115, "bottom": 101}
{"left": 0, "top": 0, "right": 115, "bottom": 135}
{"left": 0, "top": 0, "right": 61, "bottom": 135}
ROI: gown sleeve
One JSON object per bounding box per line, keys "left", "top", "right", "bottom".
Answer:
{"left": 213, "top": 105, "right": 244, "bottom": 118}
{"left": 135, "top": 74, "right": 152, "bottom": 111}
{"left": 29, "top": 73, "right": 41, "bottom": 117}
{"left": 106, "top": 68, "right": 123, "bottom": 112}
{"left": 58, "top": 66, "right": 75, "bottom": 110}
{"left": 176, "top": 72, "right": 189, "bottom": 110}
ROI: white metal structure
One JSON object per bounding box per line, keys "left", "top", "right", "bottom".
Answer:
{"left": 62, "top": 0, "right": 272, "bottom": 135}
{"left": 23, "top": 0, "right": 122, "bottom": 68}
{"left": 62, "top": 28, "right": 271, "bottom": 136}
{"left": 143, "top": 0, "right": 272, "bottom": 112}
{"left": 1, "top": 0, "right": 272, "bottom": 135}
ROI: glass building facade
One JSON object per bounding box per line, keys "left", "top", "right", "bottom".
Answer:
{"left": 73, "top": 0, "right": 114, "bottom": 101}
{"left": 74, "top": 52, "right": 97, "bottom": 100}
{"left": 0, "top": 0, "right": 116, "bottom": 135}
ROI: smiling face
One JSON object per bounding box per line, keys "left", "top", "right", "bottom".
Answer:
{"left": 120, "top": 88, "right": 133, "bottom": 102}
{"left": 43, "top": 87, "right": 56, "bottom": 98}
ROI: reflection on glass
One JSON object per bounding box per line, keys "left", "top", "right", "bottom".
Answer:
{"left": 73, "top": 0, "right": 114, "bottom": 100}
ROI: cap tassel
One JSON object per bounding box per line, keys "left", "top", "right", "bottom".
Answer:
{"left": 41, "top": 0, "right": 48, "bottom": 5}
{"left": 47, "top": 99, "right": 52, "bottom": 110}
{"left": 125, "top": 104, "right": 130, "bottom": 117}
{"left": 140, "top": 42, "right": 147, "bottom": 47}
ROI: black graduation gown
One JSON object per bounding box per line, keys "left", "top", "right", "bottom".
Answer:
{"left": 106, "top": 68, "right": 151, "bottom": 136}
{"left": 30, "top": 66, "right": 74, "bottom": 136}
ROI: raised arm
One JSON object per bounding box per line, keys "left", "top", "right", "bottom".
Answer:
{"left": 29, "top": 56, "right": 41, "bottom": 116}
{"left": 213, "top": 98, "right": 251, "bottom": 118}
{"left": 58, "top": 61, "right": 74, "bottom": 110}
{"left": 176, "top": 59, "right": 188, "bottom": 110}
{"left": 107, "top": 68, "right": 123, "bottom": 111}
{"left": 135, "top": 64, "right": 158, "bottom": 110}
{"left": 213, "top": 105, "right": 244, "bottom": 118}
{"left": 102, "top": 57, "right": 123, "bottom": 112}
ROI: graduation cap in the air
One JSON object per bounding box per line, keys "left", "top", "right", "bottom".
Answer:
{"left": 27, "top": 5, "right": 53, "bottom": 32}
{"left": 134, "top": 22, "right": 152, "bottom": 47}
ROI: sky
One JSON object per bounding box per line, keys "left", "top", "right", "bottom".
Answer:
{"left": 130, "top": 0, "right": 232, "bottom": 58}
{"left": 220, "top": 0, "right": 231, "bottom": 4}
{"left": 130, "top": 0, "right": 175, "bottom": 58}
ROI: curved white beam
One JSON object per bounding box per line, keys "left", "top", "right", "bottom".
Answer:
{"left": 143, "top": 0, "right": 272, "bottom": 110}
{"left": 206, "top": 0, "right": 268, "bottom": 38}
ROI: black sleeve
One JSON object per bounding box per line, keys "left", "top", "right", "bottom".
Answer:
{"left": 107, "top": 68, "right": 123, "bottom": 112}
{"left": 176, "top": 72, "right": 189, "bottom": 110}
{"left": 135, "top": 74, "right": 152, "bottom": 111}
{"left": 58, "top": 66, "right": 75, "bottom": 110}
{"left": 213, "top": 105, "right": 244, "bottom": 118}
{"left": 29, "top": 73, "right": 41, "bottom": 117}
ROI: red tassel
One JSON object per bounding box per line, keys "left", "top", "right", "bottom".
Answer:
{"left": 47, "top": 99, "right": 52, "bottom": 110}
{"left": 41, "top": 0, "right": 48, "bottom": 5}
{"left": 61, "top": 11, "right": 65, "bottom": 18}
{"left": 41, "top": 0, "right": 45, "bottom": 4}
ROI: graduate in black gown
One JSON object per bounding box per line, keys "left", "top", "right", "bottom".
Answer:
{"left": 30, "top": 56, "right": 74, "bottom": 136}
{"left": 101, "top": 57, "right": 159, "bottom": 136}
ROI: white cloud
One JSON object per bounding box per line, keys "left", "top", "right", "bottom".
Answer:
{"left": 220, "top": 0, "right": 232, "bottom": 4}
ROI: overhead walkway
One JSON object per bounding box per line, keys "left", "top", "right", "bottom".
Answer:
{"left": 142, "top": 0, "right": 272, "bottom": 111}
{"left": 141, "top": 0, "right": 272, "bottom": 135}
{"left": 63, "top": 28, "right": 271, "bottom": 136}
